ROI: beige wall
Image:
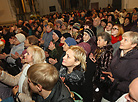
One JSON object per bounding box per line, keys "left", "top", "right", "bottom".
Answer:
{"left": 89, "top": 0, "right": 112, "bottom": 10}
{"left": 0, "top": 0, "right": 16, "bottom": 25}
{"left": 122, "top": 0, "right": 138, "bottom": 11}
{"left": 89, "top": 0, "right": 138, "bottom": 11}
{"left": 38, "top": 0, "right": 62, "bottom": 16}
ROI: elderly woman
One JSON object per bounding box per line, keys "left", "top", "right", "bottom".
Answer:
{"left": 59, "top": 45, "right": 86, "bottom": 100}
{"left": 102, "top": 31, "right": 138, "bottom": 102}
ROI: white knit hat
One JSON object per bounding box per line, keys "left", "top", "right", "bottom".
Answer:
{"left": 15, "top": 33, "right": 26, "bottom": 43}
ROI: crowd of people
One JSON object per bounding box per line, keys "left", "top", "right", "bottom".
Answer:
{"left": 0, "top": 7, "right": 138, "bottom": 102}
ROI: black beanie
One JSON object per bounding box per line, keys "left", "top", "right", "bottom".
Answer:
{"left": 62, "top": 33, "right": 71, "bottom": 39}
{"left": 54, "top": 30, "right": 62, "bottom": 39}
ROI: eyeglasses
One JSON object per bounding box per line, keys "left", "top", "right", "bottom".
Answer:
{"left": 28, "top": 79, "right": 38, "bottom": 85}
{"left": 112, "top": 28, "right": 119, "bottom": 30}
{"left": 128, "top": 93, "right": 138, "bottom": 102}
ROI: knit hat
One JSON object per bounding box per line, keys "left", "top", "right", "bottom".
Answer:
{"left": 62, "top": 33, "right": 71, "bottom": 39}
{"left": 54, "top": 30, "right": 62, "bottom": 39}
{"left": 84, "top": 28, "right": 95, "bottom": 37}
{"left": 65, "top": 37, "right": 77, "bottom": 47}
{"left": 77, "top": 42, "right": 91, "bottom": 57}
{"left": 73, "top": 23, "right": 81, "bottom": 30}
{"left": 15, "top": 33, "right": 26, "bottom": 43}
{"left": 101, "top": 19, "right": 107, "bottom": 25}
{"left": 55, "top": 19, "right": 63, "bottom": 25}
{"left": 69, "top": 20, "right": 75, "bottom": 26}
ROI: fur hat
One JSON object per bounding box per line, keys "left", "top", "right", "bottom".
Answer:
{"left": 65, "top": 37, "right": 77, "bottom": 47}
{"left": 15, "top": 33, "right": 26, "bottom": 43}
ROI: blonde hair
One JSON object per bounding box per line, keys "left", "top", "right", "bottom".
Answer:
{"left": 122, "top": 31, "right": 138, "bottom": 46}
{"left": 69, "top": 46, "right": 86, "bottom": 71}
{"left": 47, "top": 22, "right": 54, "bottom": 29}
{"left": 27, "top": 45, "right": 45, "bottom": 64}
{"left": 27, "top": 63, "right": 59, "bottom": 91}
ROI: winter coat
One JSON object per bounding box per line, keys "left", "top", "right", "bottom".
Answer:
{"left": 105, "top": 49, "right": 138, "bottom": 101}
{"left": 94, "top": 44, "right": 113, "bottom": 80}
{"left": 59, "top": 65, "right": 85, "bottom": 99}
{"left": 87, "top": 38, "right": 97, "bottom": 54}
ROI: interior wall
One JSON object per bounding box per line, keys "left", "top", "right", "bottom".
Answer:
{"left": 122, "top": 0, "right": 138, "bottom": 11}
{"left": 0, "top": 0, "right": 16, "bottom": 25}
{"left": 37, "top": 0, "right": 62, "bottom": 16}
{"left": 89, "top": 0, "right": 112, "bottom": 10}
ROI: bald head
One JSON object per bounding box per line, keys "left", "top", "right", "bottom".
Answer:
{"left": 129, "top": 77, "right": 138, "bottom": 101}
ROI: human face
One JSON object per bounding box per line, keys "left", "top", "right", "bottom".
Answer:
{"left": 13, "top": 37, "right": 20, "bottom": 45}
{"left": 24, "top": 48, "right": 33, "bottom": 64}
{"left": 62, "top": 49, "right": 79, "bottom": 71}
{"left": 62, "top": 42, "right": 69, "bottom": 51}
{"left": 60, "top": 36, "right": 65, "bottom": 43}
{"left": 62, "top": 24, "right": 66, "bottom": 30}
{"left": 108, "top": 16, "right": 112, "bottom": 22}
{"left": 9, "top": 36, "right": 15, "bottom": 45}
{"left": 24, "top": 39, "right": 31, "bottom": 48}
{"left": 52, "top": 32, "right": 59, "bottom": 41}
{"left": 101, "top": 21, "right": 106, "bottom": 28}
{"left": 93, "top": 18, "right": 100, "bottom": 27}
{"left": 84, "top": 25, "right": 89, "bottom": 30}
{"left": 106, "top": 23, "right": 113, "bottom": 31}
{"left": 83, "top": 32, "right": 90, "bottom": 42}
{"left": 132, "top": 15, "right": 138, "bottom": 22}
{"left": 120, "top": 36, "right": 137, "bottom": 54}
{"left": 124, "top": 18, "right": 130, "bottom": 25}
{"left": 97, "top": 36, "right": 107, "bottom": 48}
{"left": 73, "top": 28, "right": 78, "bottom": 33}
{"left": 111, "top": 25, "right": 119, "bottom": 37}
{"left": 46, "top": 25, "right": 52, "bottom": 32}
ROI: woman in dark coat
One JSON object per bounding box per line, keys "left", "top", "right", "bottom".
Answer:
{"left": 102, "top": 31, "right": 138, "bottom": 102}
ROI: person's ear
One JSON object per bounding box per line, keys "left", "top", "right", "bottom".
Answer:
{"left": 131, "top": 43, "right": 137, "bottom": 48}
{"left": 36, "top": 84, "right": 42, "bottom": 92}
{"left": 104, "top": 41, "right": 108, "bottom": 46}
{"left": 125, "top": 93, "right": 131, "bottom": 101}
{"left": 74, "top": 61, "right": 80, "bottom": 66}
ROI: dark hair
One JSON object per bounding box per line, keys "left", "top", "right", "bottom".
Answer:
{"left": 85, "top": 21, "right": 93, "bottom": 29}
{"left": 124, "top": 17, "right": 132, "bottom": 23}
{"left": 107, "top": 21, "right": 115, "bottom": 26}
{"left": 97, "top": 32, "right": 111, "bottom": 44}
{"left": 27, "top": 35, "right": 39, "bottom": 46}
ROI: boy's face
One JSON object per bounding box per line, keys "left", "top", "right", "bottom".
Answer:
{"left": 46, "top": 25, "right": 52, "bottom": 32}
